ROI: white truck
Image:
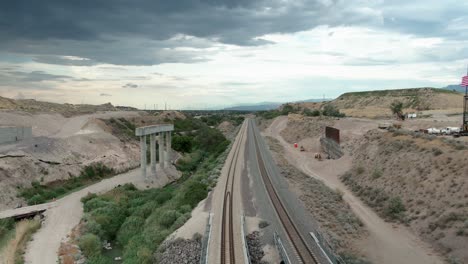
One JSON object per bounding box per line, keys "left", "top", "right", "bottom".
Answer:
{"left": 441, "top": 127, "right": 461, "bottom": 135}
{"left": 427, "top": 128, "right": 441, "bottom": 135}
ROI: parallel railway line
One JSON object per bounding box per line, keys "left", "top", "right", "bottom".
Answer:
{"left": 250, "top": 120, "right": 320, "bottom": 264}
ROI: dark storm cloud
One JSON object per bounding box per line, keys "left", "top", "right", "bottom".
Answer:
{"left": 1, "top": 1, "right": 466, "bottom": 66}
{"left": 0, "top": 0, "right": 379, "bottom": 65}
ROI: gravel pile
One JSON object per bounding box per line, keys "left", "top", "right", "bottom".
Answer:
{"left": 155, "top": 237, "right": 201, "bottom": 264}
{"left": 246, "top": 231, "right": 267, "bottom": 264}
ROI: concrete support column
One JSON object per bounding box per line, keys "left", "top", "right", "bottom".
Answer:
{"left": 140, "top": 135, "right": 147, "bottom": 181}
{"left": 165, "top": 131, "right": 171, "bottom": 165}
{"left": 150, "top": 134, "right": 156, "bottom": 175}
{"left": 159, "top": 133, "right": 165, "bottom": 169}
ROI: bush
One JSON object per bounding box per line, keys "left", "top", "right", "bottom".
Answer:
{"left": 372, "top": 168, "right": 382, "bottom": 179}
{"left": 259, "top": 220, "right": 270, "bottom": 229}
{"left": 180, "top": 181, "right": 208, "bottom": 208}
{"left": 28, "top": 194, "right": 46, "bottom": 205}
{"left": 356, "top": 166, "right": 365, "bottom": 175}
{"left": 0, "top": 218, "right": 14, "bottom": 238}
{"left": 322, "top": 104, "right": 345, "bottom": 117}
{"left": 159, "top": 210, "right": 179, "bottom": 228}
{"left": 385, "top": 197, "right": 406, "bottom": 220}
{"left": 172, "top": 135, "right": 193, "bottom": 153}
{"left": 79, "top": 234, "right": 101, "bottom": 258}
{"left": 117, "top": 216, "right": 145, "bottom": 245}
{"left": 88, "top": 255, "right": 113, "bottom": 264}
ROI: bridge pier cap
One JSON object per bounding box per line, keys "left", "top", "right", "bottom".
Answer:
{"left": 135, "top": 124, "right": 174, "bottom": 137}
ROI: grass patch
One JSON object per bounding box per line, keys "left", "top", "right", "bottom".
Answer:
{"left": 2, "top": 219, "right": 42, "bottom": 264}
{"left": 19, "top": 163, "right": 116, "bottom": 205}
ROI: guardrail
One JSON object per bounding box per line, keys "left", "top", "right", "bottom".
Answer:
{"left": 310, "top": 231, "right": 346, "bottom": 264}
{"left": 240, "top": 213, "right": 251, "bottom": 264}
{"left": 200, "top": 213, "right": 213, "bottom": 264}
{"left": 273, "top": 232, "right": 291, "bottom": 264}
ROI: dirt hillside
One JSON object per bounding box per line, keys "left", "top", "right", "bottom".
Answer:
{"left": 0, "top": 96, "right": 121, "bottom": 117}
{"left": 0, "top": 109, "right": 184, "bottom": 210}
{"left": 285, "top": 88, "right": 464, "bottom": 118}
{"left": 330, "top": 88, "right": 463, "bottom": 118}
{"left": 342, "top": 129, "right": 468, "bottom": 263}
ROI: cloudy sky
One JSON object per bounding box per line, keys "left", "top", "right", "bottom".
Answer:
{"left": 1, "top": 0, "right": 467, "bottom": 109}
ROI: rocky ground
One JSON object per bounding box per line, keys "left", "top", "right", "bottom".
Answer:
{"left": 246, "top": 231, "right": 267, "bottom": 264}
{"left": 155, "top": 236, "right": 202, "bottom": 264}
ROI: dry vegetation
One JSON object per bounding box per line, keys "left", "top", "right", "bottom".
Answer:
{"left": 1, "top": 219, "right": 41, "bottom": 264}
{"left": 329, "top": 88, "right": 463, "bottom": 118}
{"left": 265, "top": 136, "right": 370, "bottom": 263}
{"left": 0, "top": 96, "right": 123, "bottom": 117}
{"left": 341, "top": 129, "right": 468, "bottom": 263}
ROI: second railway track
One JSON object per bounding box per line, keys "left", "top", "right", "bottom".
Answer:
{"left": 250, "top": 119, "right": 320, "bottom": 264}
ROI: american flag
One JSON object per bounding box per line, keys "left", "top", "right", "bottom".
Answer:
{"left": 462, "top": 76, "right": 468, "bottom": 86}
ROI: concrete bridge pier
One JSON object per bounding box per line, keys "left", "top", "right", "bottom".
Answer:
{"left": 150, "top": 134, "right": 157, "bottom": 175}
{"left": 136, "top": 124, "right": 174, "bottom": 182}
{"left": 140, "top": 135, "right": 147, "bottom": 181}
{"left": 165, "top": 131, "right": 171, "bottom": 166}
{"left": 159, "top": 132, "right": 165, "bottom": 169}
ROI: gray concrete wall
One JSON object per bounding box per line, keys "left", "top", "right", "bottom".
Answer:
{"left": 320, "top": 137, "right": 343, "bottom": 160}
{"left": 0, "top": 126, "right": 32, "bottom": 144}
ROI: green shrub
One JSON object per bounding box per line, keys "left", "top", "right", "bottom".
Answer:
{"left": 180, "top": 181, "right": 208, "bottom": 208}
{"left": 88, "top": 255, "right": 113, "bottom": 264}
{"left": 322, "top": 104, "right": 345, "bottom": 117}
{"left": 28, "top": 194, "right": 46, "bottom": 205}
{"left": 356, "top": 166, "right": 365, "bottom": 175}
{"left": 172, "top": 135, "right": 193, "bottom": 153}
{"left": 259, "top": 220, "right": 270, "bottom": 229}
{"left": 372, "top": 168, "right": 382, "bottom": 179}
{"left": 385, "top": 197, "right": 406, "bottom": 220}
{"left": 117, "top": 216, "right": 145, "bottom": 245}
{"left": 79, "top": 234, "right": 101, "bottom": 258}
{"left": 159, "top": 210, "right": 179, "bottom": 228}
{"left": 0, "top": 218, "right": 14, "bottom": 239}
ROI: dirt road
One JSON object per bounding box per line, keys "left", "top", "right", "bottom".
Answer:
{"left": 24, "top": 165, "right": 178, "bottom": 264}
{"left": 264, "top": 116, "right": 444, "bottom": 264}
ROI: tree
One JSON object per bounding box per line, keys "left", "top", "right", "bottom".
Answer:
{"left": 390, "top": 101, "right": 404, "bottom": 120}
{"left": 322, "top": 104, "right": 345, "bottom": 117}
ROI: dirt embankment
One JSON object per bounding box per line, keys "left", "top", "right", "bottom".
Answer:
{"left": 331, "top": 88, "right": 463, "bottom": 118}
{"left": 0, "top": 110, "right": 187, "bottom": 210}
{"left": 279, "top": 114, "right": 335, "bottom": 144}
{"left": 286, "top": 88, "right": 463, "bottom": 118}
{"left": 0, "top": 96, "right": 123, "bottom": 117}
{"left": 265, "top": 136, "right": 368, "bottom": 261}
{"left": 342, "top": 129, "right": 468, "bottom": 263}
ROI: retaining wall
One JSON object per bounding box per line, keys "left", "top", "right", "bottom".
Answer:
{"left": 320, "top": 137, "right": 343, "bottom": 160}
{"left": 0, "top": 126, "right": 32, "bottom": 144}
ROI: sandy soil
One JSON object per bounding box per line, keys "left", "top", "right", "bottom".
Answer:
{"left": 264, "top": 116, "right": 445, "bottom": 264}
{"left": 0, "top": 111, "right": 142, "bottom": 210}
{"left": 23, "top": 164, "right": 180, "bottom": 264}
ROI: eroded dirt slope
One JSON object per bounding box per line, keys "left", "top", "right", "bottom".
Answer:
{"left": 342, "top": 129, "right": 468, "bottom": 263}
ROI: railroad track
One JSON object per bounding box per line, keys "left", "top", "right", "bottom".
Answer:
{"left": 250, "top": 119, "right": 320, "bottom": 264}
{"left": 220, "top": 121, "right": 246, "bottom": 264}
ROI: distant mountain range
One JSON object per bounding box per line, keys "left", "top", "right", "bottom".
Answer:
{"left": 443, "top": 84, "right": 467, "bottom": 94}
{"left": 223, "top": 98, "right": 332, "bottom": 111}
